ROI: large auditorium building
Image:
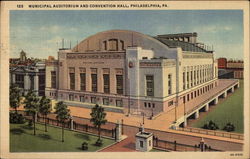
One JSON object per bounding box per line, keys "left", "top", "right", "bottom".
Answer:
{"left": 45, "top": 30, "right": 218, "bottom": 117}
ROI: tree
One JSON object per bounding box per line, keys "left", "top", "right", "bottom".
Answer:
{"left": 90, "top": 104, "right": 107, "bottom": 140}
{"left": 223, "top": 122, "right": 235, "bottom": 132}
{"left": 9, "top": 84, "right": 22, "bottom": 114}
{"left": 39, "top": 96, "right": 52, "bottom": 132}
{"left": 55, "top": 101, "right": 70, "bottom": 142}
{"left": 23, "top": 91, "right": 40, "bottom": 135}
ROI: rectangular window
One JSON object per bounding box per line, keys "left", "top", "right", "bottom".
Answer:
{"left": 15, "top": 74, "right": 24, "bottom": 88}
{"left": 80, "top": 96, "right": 85, "bottom": 102}
{"left": 69, "top": 73, "right": 75, "bottom": 90}
{"left": 109, "top": 39, "right": 118, "bottom": 51}
{"left": 51, "top": 71, "right": 56, "bottom": 88}
{"left": 187, "top": 94, "right": 190, "bottom": 101}
{"left": 103, "top": 74, "right": 110, "bottom": 93}
{"left": 140, "top": 141, "right": 143, "bottom": 148}
{"left": 187, "top": 72, "right": 189, "bottom": 89}
{"left": 69, "top": 94, "right": 74, "bottom": 101}
{"left": 80, "top": 73, "right": 86, "bottom": 91}
{"left": 116, "top": 75, "right": 123, "bottom": 95}
{"left": 168, "top": 74, "right": 172, "bottom": 95}
{"left": 91, "top": 74, "right": 97, "bottom": 92}
{"left": 116, "top": 100, "right": 123, "bottom": 107}
{"left": 146, "top": 75, "right": 154, "bottom": 96}
{"left": 183, "top": 72, "right": 186, "bottom": 90}
{"left": 144, "top": 102, "right": 147, "bottom": 108}
{"left": 103, "top": 98, "right": 109, "bottom": 105}
{"left": 168, "top": 100, "right": 174, "bottom": 106}
{"left": 148, "top": 103, "right": 151, "bottom": 108}
{"left": 190, "top": 71, "right": 193, "bottom": 87}
{"left": 91, "top": 97, "right": 97, "bottom": 104}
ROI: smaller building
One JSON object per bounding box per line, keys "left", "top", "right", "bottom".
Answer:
{"left": 10, "top": 50, "right": 46, "bottom": 96}
{"left": 135, "top": 130, "right": 153, "bottom": 152}
{"left": 217, "top": 58, "right": 243, "bottom": 79}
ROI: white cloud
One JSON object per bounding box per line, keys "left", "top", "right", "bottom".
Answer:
{"left": 39, "top": 25, "right": 61, "bottom": 33}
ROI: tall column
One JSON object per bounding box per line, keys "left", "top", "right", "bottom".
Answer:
{"left": 97, "top": 68, "right": 103, "bottom": 93}
{"left": 12, "top": 74, "right": 16, "bottom": 84}
{"left": 86, "top": 68, "right": 91, "bottom": 92}
{"left": 34, "top": 74, "right": 39, "bottom": 95}
{"left": 110, "top": 69, "right": 116, "bottom": 94}
{"left": 24, "top": 73, "right": 30, "bottom": 94}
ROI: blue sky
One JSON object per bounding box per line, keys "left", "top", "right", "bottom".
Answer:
{"left": 10, "top": 10, "right": 243, "bottom": 59}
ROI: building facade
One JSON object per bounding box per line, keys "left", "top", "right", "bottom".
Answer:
{"left": 45, "top": 30, "right": 218, "bottom": 117}
{"left": 10, "top": 51, "right": 46, "bottom": 96}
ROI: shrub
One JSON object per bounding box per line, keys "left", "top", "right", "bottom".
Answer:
{"left": 9, "top": 112, "right": 26, "bottom": 124}
{"left": 95, "top": 138, "right": 103, "bottom": 147}
{"left": 223, "top": 122, "right": 235, "bottom": 132}
{"left": 81, "top": 142, "right": 88, "bottom": 150}
{"left": 202, "top": 120, "right": 219, "bottom": 130}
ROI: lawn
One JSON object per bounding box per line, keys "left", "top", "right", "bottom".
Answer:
{"left": 10, "top": 123, "right": 115, "bottom": 152}
{"left": 191, "top": 80, "right": 244, "bottom": 133}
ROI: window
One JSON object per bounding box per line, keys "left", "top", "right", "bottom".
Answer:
{"left": 140, "top": 141, "right": 143, "bottom": 148}
{"left": 194, "top": 70, "right": 196, "bottom": 85}
{"left": 108, "top": 39, "right": 118, "bottom": 51}
{"left": 168, "top": 74, "right": 172, "bottom": 95}
{"left": 91, "top": 97, "right": 97, "bottom": 104}
{"left": 116, "top": 75, "right": 123, "bottom": 95}
{"left": 103, "top": 41, "right": 107, "bottom": 50}
{"left": 146, "top": 75, "right": 154, "bottom": 96}
{"left": 183, "top": 72, "right": 186, "bottom": 90}
{"left": 69, "top": 94, "right": 74, "bottom": 101}
{"left": 183, "top": 96, "right": 186, "bottom": 103}
{"left": 144, "top": 102, "right": 147, "bottom": 108}
{"left": 152, "top": 103, "right": 155, "bottom": 108}
{"left": 80, "top": 73, "right": 86, "bottom": 91}
{"left": 69, "top": 73, "right": 75, "bottom": 90}
{"left": 51, "top": 71, "right": 56, "bottom": 88}
{"left": 191, "top": 92, "right": 193, "bottom": 99}
{"left": 91, "top": 73, "right": 97, "bottom": 92}
{"left": 103, "top": 98, "right": 109, "bottom": 105}
{"left": 190, "top": 71, "right": 193, "bottom": 87}
{"left": 187, "top": 94, "right": 190, "bottom": 101}
{"left": 120, "top": 40, "right": 125, "bottom": 50}
{"left": 103, "top": 74, "right": 110, "bottom": 93}
{"left": 187, "top": 72, "right": 189, "bottom": 89}
{"left": 15, "top": 74, "right": 24, "bottom": 88}
{"left": 80, "top": 96, "right": 85, "bottom": 102}
{"left": 168, "top": 101, "right": 174, "bottom": 106}
{"left": 148, "top": 103, "right": 151, "bottom": 108}
{"left": 149, "top": 140, "right": 151, "bottom": 147}
{"left": 116, "top": 100, "right": 123, "bottom": 107}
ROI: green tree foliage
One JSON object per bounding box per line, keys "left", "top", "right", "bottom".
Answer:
{"left": 202, "top": 120, "right": 219, "bottom": 130}
{"left": 9, "top": 84, "right": 22, "bottom": 113}
{"left": 55, "top": 101, "right": 70, "bottom": 142}
{"left": 23, "top": 91, "right": 40, "bottom": 135}
{"left": 39, "top": 96, "right": 52, "bottom": 132}
{"left": 223, "top": 122, "right": 235, "bottom": 132}
{"left": 90, "top": 104, "right": 107, "bottom": 140}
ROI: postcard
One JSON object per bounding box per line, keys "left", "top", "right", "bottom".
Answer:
{"left": 0, "top": 1, "right": 249, "bottom": 159}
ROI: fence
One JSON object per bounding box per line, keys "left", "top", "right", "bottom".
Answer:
{"left": 36, "top": 115, "right": 116, "bottom": 139}
{"left": 178, "top": 127, "right": 244, "bottom": 140}
{"left": 153, "top": 136, "right": 218, "bottom": 152}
